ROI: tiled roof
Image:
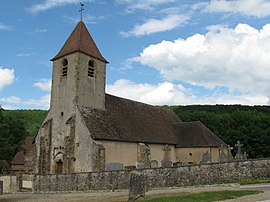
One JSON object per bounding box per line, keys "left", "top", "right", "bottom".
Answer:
{"left": 11, "top": 151, "right": 24, "bottom": 165}
{"left": 79, "top": 94, "right": 181, "bottom": 144}
{"left": 51, "top": 20, "right": 108, "bottom": 63}
{"left": 175, "top": 121, "right": 226, "bottom": 147}
{"left": 11, "top": 137, "right": 35, "bottom": 165}
{"left": 78, "top": 94, "right": 226, "bottom": 147}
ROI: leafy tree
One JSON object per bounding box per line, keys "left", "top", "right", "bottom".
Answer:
{"left": 0, "top": 109, "right": 27, "bottom": 162}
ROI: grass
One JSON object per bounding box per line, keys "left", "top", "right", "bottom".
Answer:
{"left": 239, "top": 178, "right": 270, "bottom": 185}
{"left": 138, "top": 190, "right": 262, "bottom": 202}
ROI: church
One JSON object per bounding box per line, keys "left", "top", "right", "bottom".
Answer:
{"left": 32, "top": 20, "right": 227, "bottom": 174}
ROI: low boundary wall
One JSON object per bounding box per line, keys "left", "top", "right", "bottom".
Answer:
{"left": 1, "top": 159, "right": 269, "bottom": 193}
{"left": 33, "top": 159, "right": 270, "bottom": 192}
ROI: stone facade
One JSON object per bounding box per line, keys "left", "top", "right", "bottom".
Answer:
{"left": 25, "top": 147, "right": 37, "bottom": 174}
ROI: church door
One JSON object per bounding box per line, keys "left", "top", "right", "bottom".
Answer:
{"left": 56, "top": 162, "right": 63, "bottom": 174}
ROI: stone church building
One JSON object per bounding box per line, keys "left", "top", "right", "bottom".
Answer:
{"left": 32, "top": 20, "right": 227, "bottom": 174}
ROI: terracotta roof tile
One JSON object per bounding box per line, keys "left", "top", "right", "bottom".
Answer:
{"left": 51, "top": 21, "right": 108, "bottom": 63}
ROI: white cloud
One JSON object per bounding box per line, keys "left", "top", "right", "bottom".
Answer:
{"left": 0, "top": 96, "right": 21, "bottom": 104}
{"left": 33, "top": 79, "right": 52, "bottom": 92}
{"left": 34, "top": 28, "right": 48, "bottom": 33}
{"left": 205, "top": 0, "right": 270, "bottom": 18}
{"left": 25, "top": 94, "right": 50, "bottom": 109}
{"left": 115, "top": 0, "right": 175, "bottom": 12}
{"left": 0, "top": 67, "right": 15, "bottom": 91}
{"left": 0, "top": 22, "right": 11, "bottom": 30}
{"left": 131, "top": 23, "right": 270, "bottom": 102}
{"left": 27, "top": 0, "right": 92, "bottom": 14}
{"left": 0, "top": 94, "right": 50, "bottom": 109}
{"left": 16, "top": 53, "right": 32, "bottom": 57}
{"left": 66, "top": 14, "right": 105, "bottom": 25}
{"left": 107, "top": 80, "right": 269, "bottom": 105}
{"left": 121, "top": 14, "right": 190, "bottom": 37}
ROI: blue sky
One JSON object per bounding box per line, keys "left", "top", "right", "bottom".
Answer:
{"left": 1, "top": 0, "right": 270, "bottom": 109}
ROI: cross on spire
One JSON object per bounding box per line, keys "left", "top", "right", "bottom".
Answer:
{"left": 79, "top": 2, "right": 84, "bottom": 21}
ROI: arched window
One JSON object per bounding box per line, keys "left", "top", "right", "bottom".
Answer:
{"left": 62, "top": 59, "right": 68, "bottom": 77}
{"left": 88, "top": 60, "right": 94, "bottom": 78}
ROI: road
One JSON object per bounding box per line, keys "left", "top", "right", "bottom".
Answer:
{"left": 240, "top": 184, "right": 270, "bottom": 191}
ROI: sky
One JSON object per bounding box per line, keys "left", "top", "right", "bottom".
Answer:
{"left": 1, "top": 0, "right": 270, "bottom": 109}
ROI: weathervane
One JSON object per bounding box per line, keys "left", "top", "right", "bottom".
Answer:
{"left": 79, "top": 2, "right": 84, "bottom": 21}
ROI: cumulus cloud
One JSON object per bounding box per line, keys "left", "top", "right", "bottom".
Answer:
{"left": 0, "top": 96, "right": 21, "bottom": 104}
{"left": 121, "top": 14, "right": 190, "bottom": 37}
{"left": 0, "top": 67, "right": 15, "bottom": 91}
{"left": 27, "top": 0, "right": 92, "bottom": 14}
{"left": 131, "top": 23, "right": 270, "bottom": 102}
{"left": 25, "top": 94, "right": 50, "bottom": 109}
{"left": 33, "top": 79, "right": 52, "bottom": 92}
{"left": 0, "top": 22, "right": 11, "bottom": 30}
{"left": 115, "top": 0, "right": 175, "bottom": 12}
{"left": 106, "top": 80, "right": 269, "bottom": 105}
{"left": 205, "top": 0, "right": 270, "bottom": 18}
{"left": 0, "top": 94, "right": 50, "bottom": 109}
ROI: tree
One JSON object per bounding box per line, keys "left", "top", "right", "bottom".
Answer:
{"left": 0, "top": 110, "right": 27, "bottom": 162}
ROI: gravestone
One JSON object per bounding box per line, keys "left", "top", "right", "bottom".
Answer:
{"left": 235, "top": 141, "right": 244, "bottom": 160}
{"left": 106, "top": 163, "right": 123, "bottom": 171}
{"left": 219, "top": 144, "right": 227, "bottom": 162}
{"left": 227, "top": 145, "right": 234, "bottom": 161}
{"left": 128, "top": 172, "right": 148, "bottom": 201}
{"left": 150, "top": 160, "right": 158, "bottom": 168}
{"left": 137, "top": 143, "right": 151, "bottom": 168}
{"left": 161, "top": 145, "right": 172, "bottom": 168}
{"left": 0, "top": 180, "right": 3, "bottom": 195}
{"left": 200, "top": 151, "right": 212, "bottom": 164}
{"left": 136, "top": 162, "right": 145, "bottom": 169}
{"left": 173, "top": 162, "right": 182, "bottom": 167}
{"left": 243, "top": 152, "right": 248, "bottom": 160}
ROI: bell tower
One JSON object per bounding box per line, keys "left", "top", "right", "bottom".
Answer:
{"left": 50, "top": 20, "right": 108, "bottom": 112}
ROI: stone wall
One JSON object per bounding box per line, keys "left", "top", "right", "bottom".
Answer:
{"left": 33, "top": 159, "right": 270, "bottom": 192}
{"left": 0, "top": 175, "right": 19, "bottom": 193}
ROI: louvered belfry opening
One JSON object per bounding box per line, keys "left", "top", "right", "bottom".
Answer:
{"left": 88, "top": 60, "right": 94, "bottom": 78}
{"left": 62, "top": 58, "right": 68, "bottom": 77}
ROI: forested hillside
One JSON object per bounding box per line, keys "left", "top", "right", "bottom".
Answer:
{"left": 165, "top": 105, "right": 270, "bottom": 158}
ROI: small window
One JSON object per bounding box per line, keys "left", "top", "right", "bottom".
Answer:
{"left": 62, "top": 59, "right": 68, "bottom": 77}
{"left": 88, "top": 60, "right": 94, "bottom": 78}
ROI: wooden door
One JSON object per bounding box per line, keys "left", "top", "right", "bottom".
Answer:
{"left": 56, "top": 162, "right": 63, "bottom": 174}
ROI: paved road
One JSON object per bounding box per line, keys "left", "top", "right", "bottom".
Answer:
{"left": 240, "top": 184, "right": 270, "bottom": 191}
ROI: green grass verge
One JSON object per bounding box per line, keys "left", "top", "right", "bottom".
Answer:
{"left": 239, "top": 178, "right": 270, "bottom": 185}
{"left": 138, "top": 190, "right": 262, "bottom": 202}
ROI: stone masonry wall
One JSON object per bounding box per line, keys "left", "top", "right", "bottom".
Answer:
{"left": 32, "top": 159, "right": 270, "bottom": 192}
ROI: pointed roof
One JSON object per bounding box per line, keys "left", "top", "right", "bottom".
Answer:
{"left": 51, "top": 21, "right": 108, "bottom": 63}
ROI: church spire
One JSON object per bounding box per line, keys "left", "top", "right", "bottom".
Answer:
{"left": 51, "top": 21, "right": 108, "bottom": 63}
